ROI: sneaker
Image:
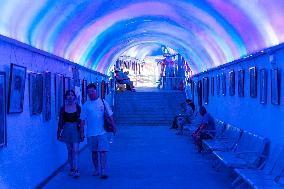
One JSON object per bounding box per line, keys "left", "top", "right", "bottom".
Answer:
{"left": 68, "top": 169, "right": 75, "bottom": 176}
{"left": 100, "top": 169, "right": 108, "bottom": 179}
{"left": 73, "top": 170, "right": 80, "bottom": 178}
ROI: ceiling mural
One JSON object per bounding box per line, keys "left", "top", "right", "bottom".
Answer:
{"left": 0, "top": 0, "right": 284, "bottom": 74}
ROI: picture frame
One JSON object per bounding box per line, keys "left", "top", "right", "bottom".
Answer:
{"left": 72, "top": 66, "right": 80, "bottom": 87}
{"left": 197, "top": 80, "right": 202, "bottom": 106}
{"left": 211, "top": 77, "right": 214, "bottom": 96}
{"left": 203, "top": 77, "right": 209, "bottom": 104}
{"left": 64, "top": 76, "right": 71, "bottom": 94}
{"left": 8, "top": 63, "right": 27, "bottom": 113}
{"left": 101, "top": 80, "right": 106, "bottom": 99}
{"left": 43, "top": 72, "right": 51, "bottom": 121}
{"left": 0, "top": 72, "right": 7, "bottom": 147}
{"left": 55, "top": 74, "right": 64, "bottom": 117}
{"left": 238, "top": 69, "right": 245, "bottom": 97}
{"left": 229, "top": 70, "right": 235, "bottom": 96}
{"left": 221, "top": 73, "right": 226, "bottom": 96}
{"left": 29, "top": 72, "right": 43, "bottom": 115}
{"left": 271, "top": 68, "right": 280, "bottom": 105}
{"left": 250, "top": 66, "right": 257, "bottom": 98}
{"left": 216, "top": 74, "right": 220, "bottom": 96}
{"left": 81, "top": 79, "right": 88, "bottom": 104}
{"left": 191, "top": 81, "right": 195, "bottom": 103}
{"left": 260, "top": 69, "right": 267, "bottom": 104}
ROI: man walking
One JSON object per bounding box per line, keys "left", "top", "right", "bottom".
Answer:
{"left": 81, "top": 83, "right": 116, "bottom": 179}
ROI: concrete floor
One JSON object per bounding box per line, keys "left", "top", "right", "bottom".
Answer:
{"left": 43, "top": 126, "right": 233, "bottom": 189}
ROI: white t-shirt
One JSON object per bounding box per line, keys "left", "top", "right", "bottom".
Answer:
{"left": 81, "top": 98, "right": 113, "bottom": 137}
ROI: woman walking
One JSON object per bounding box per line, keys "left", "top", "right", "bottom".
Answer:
{"left": 57, "top": 90, "right": 84, "bottom": 178}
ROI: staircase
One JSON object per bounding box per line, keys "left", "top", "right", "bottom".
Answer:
{"left": 114, "top": 90, "right": 186, "bottom": 126}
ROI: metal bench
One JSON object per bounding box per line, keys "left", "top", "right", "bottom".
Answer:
{"left": 202, "top": 124, "right": 242, "bottom": 153}
{"left": 232, "top": 145, "right": 284, "bottom": 189}
{"left": 212, "top": 131, "right": 270, "bottom": 169}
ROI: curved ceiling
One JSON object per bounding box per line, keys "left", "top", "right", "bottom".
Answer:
{"left": 0, "top": 0, "right": 284, "bottom": 74}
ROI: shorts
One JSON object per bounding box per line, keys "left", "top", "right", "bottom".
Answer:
{"left": 87, "top": 134, "right": 110, "bottom": 152}
{"left": 61, "top": 122, "right": 81, "bottom": 143}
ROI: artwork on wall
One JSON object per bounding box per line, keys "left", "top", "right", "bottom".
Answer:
{"left": 29, "top": 73, "right": 43, "bottom": 115}
{"left": 250, "top": 66, "right": 257, "bottom": 98}
{"left": 64, "top": 77, "right": 71, "bottom": 94}
{"left": 8, "top": 63, "right": 27, "bottom": 113}
{"left": 43, "top": 72, "right": 51, "bottom": 121}
{"left": 81, "top": 79, "right": 88, "bottom": 104}
{"left": 203, "top": 77, "right": 209, "bottom": 104}
{"left": 101, "top": 80, "right": 106, "bottom": 99}
{"left": 216, "top": 74, "right": 220, "bottom": 96}
{"left": 229, "top": 70, "right": 235, "bottom": 96}
{"left": 221, "top": 73, "right": 226, "bottom": 96}
{"left": 197, "top": 80, "right": 202, "bottom": 106}
{"left": 259, "top": 69, "right": 267, "bottom": 104}
{"left": 271, "top": 68, "right": 280, "bottom": 105}
{"left": 238, "top": 69, "right": 245, "bottom": 97}
{"left": 0, "top": 72, "right": 7, "bottom": 147}
{"left": 211, "top": 77, "right": 214, "bottom": 96}
{"left": 55, "top": 74, "right": 64, "bottom": 117}
{"left": 191, "top": 81, "right": 195, "bottom": 103}
{"left": 72, "top": 66, "right": 80, "bottom": 87}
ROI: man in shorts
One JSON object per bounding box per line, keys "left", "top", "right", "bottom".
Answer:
{"left": 81, "top": 83, "right": 116, "bottom": 179}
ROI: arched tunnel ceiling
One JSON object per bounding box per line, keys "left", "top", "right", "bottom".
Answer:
{"left": 1, "top": 0, "right": 284, "bottom": 74}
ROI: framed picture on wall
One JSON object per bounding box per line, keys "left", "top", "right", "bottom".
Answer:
{"left": 216, "top": 74, "right": 220, "bottom": 96}
{"left": 43, "top": 72, "right": 51, "bottom": 122}
{"left": 250, "top": 66, "right": 257, "bottom": 98}
{"left": 64, "top": 77, "right": 71, "bottom": 94}
{"left": 81, "top": 79, "right": 88, "bottom": 104}
{"left": 0, "top": 72, "right": 7, "bottom": 147}
{"left": 72, "top": 66, "right": 80, "bottom": 87}
{"left": 229, "top": 70, "right": 235, "bottom": 96}
{"left": 221, "top": 73, "right": 226, "bottom": 96}
{"left": 197, "top": 80, "right": 202, "bottom": 106}
{"left": 238, "top": 69, "right": 245, "bottom": 97}
{"left": 191, "top": 81, "right": 195, "bottom": 103}
{"left": 101, "top": 80, "right": 106, "bottom": 100}
{"left": 8, "top": 63, "right": 27, "bottom": 113}
{"left": 29, "top": 73, "right": 43, "bottom": 115}
{"left": 55, "top": 74, "right": 64, "bottom": 117}
{"left": 271, "top": 68, "right": 280, "bottom": 105}
{"left": 260, "top": 69, "right": 267, "bottom": 104}
{"left": 211, "top": 77, "right": 214, "bottom": 96}
{"left": 203, "top": 77, "right": 209, "bottom": 104}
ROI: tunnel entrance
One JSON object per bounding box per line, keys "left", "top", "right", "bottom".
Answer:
{"left": 114, "top": 45, "right": 192, "bottom": 89}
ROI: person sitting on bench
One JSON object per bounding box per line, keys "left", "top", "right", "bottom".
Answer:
{"left": 114, "top": 70, "right": 132, "bottom": 91}
{"left": 192, "top": 106, "right": 216, "bottom": 152}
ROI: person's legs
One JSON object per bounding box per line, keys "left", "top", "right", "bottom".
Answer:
{"left": 66, "top": 143, "right": 73, "bottom": 172}
{"left": 100, "top": 151, "right": 108, "bottom": 178}
{"left": 72, "top": 143, "right": 79, "bottom": 171}
{"left": 92, "top": 151, "right": 99, "bottom": 175}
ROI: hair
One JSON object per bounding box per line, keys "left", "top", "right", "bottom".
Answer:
{"left": 86, "top": 83, "right": 97, "bottom": 90}
{"left": 64, "top": 89, "right": 76, "bottom": 99}
{"left": 199, "top": 106, "right": 207, "bottom": 116}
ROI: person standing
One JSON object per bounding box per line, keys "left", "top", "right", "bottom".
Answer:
{"left": 57, "top": 90, "right": 84, "bottom": 178}
{"left": 81, "top": 83, "right": 116, "bottom": 179}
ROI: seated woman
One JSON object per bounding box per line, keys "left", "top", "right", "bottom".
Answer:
{"left": 171, "top": 99, "right": 195, "bottom": 135}
{"left": 191, "top": 106, "right": 216, "bottom": 152}
{"left": 114, "top": 70, "right": 132, "bottom": 91}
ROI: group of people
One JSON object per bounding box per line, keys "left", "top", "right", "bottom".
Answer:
{"left": 57, "top": 83, "right": 116, "bottom": 179}
{"left": 170, "top": 100, "right": 216, "bottom": 152}
{"left": 114, "top": 70, "right": 135, "bottom": 92}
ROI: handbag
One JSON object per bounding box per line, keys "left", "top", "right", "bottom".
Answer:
{"left": 102, "top": 99, "right": 115, "bottom": 132}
